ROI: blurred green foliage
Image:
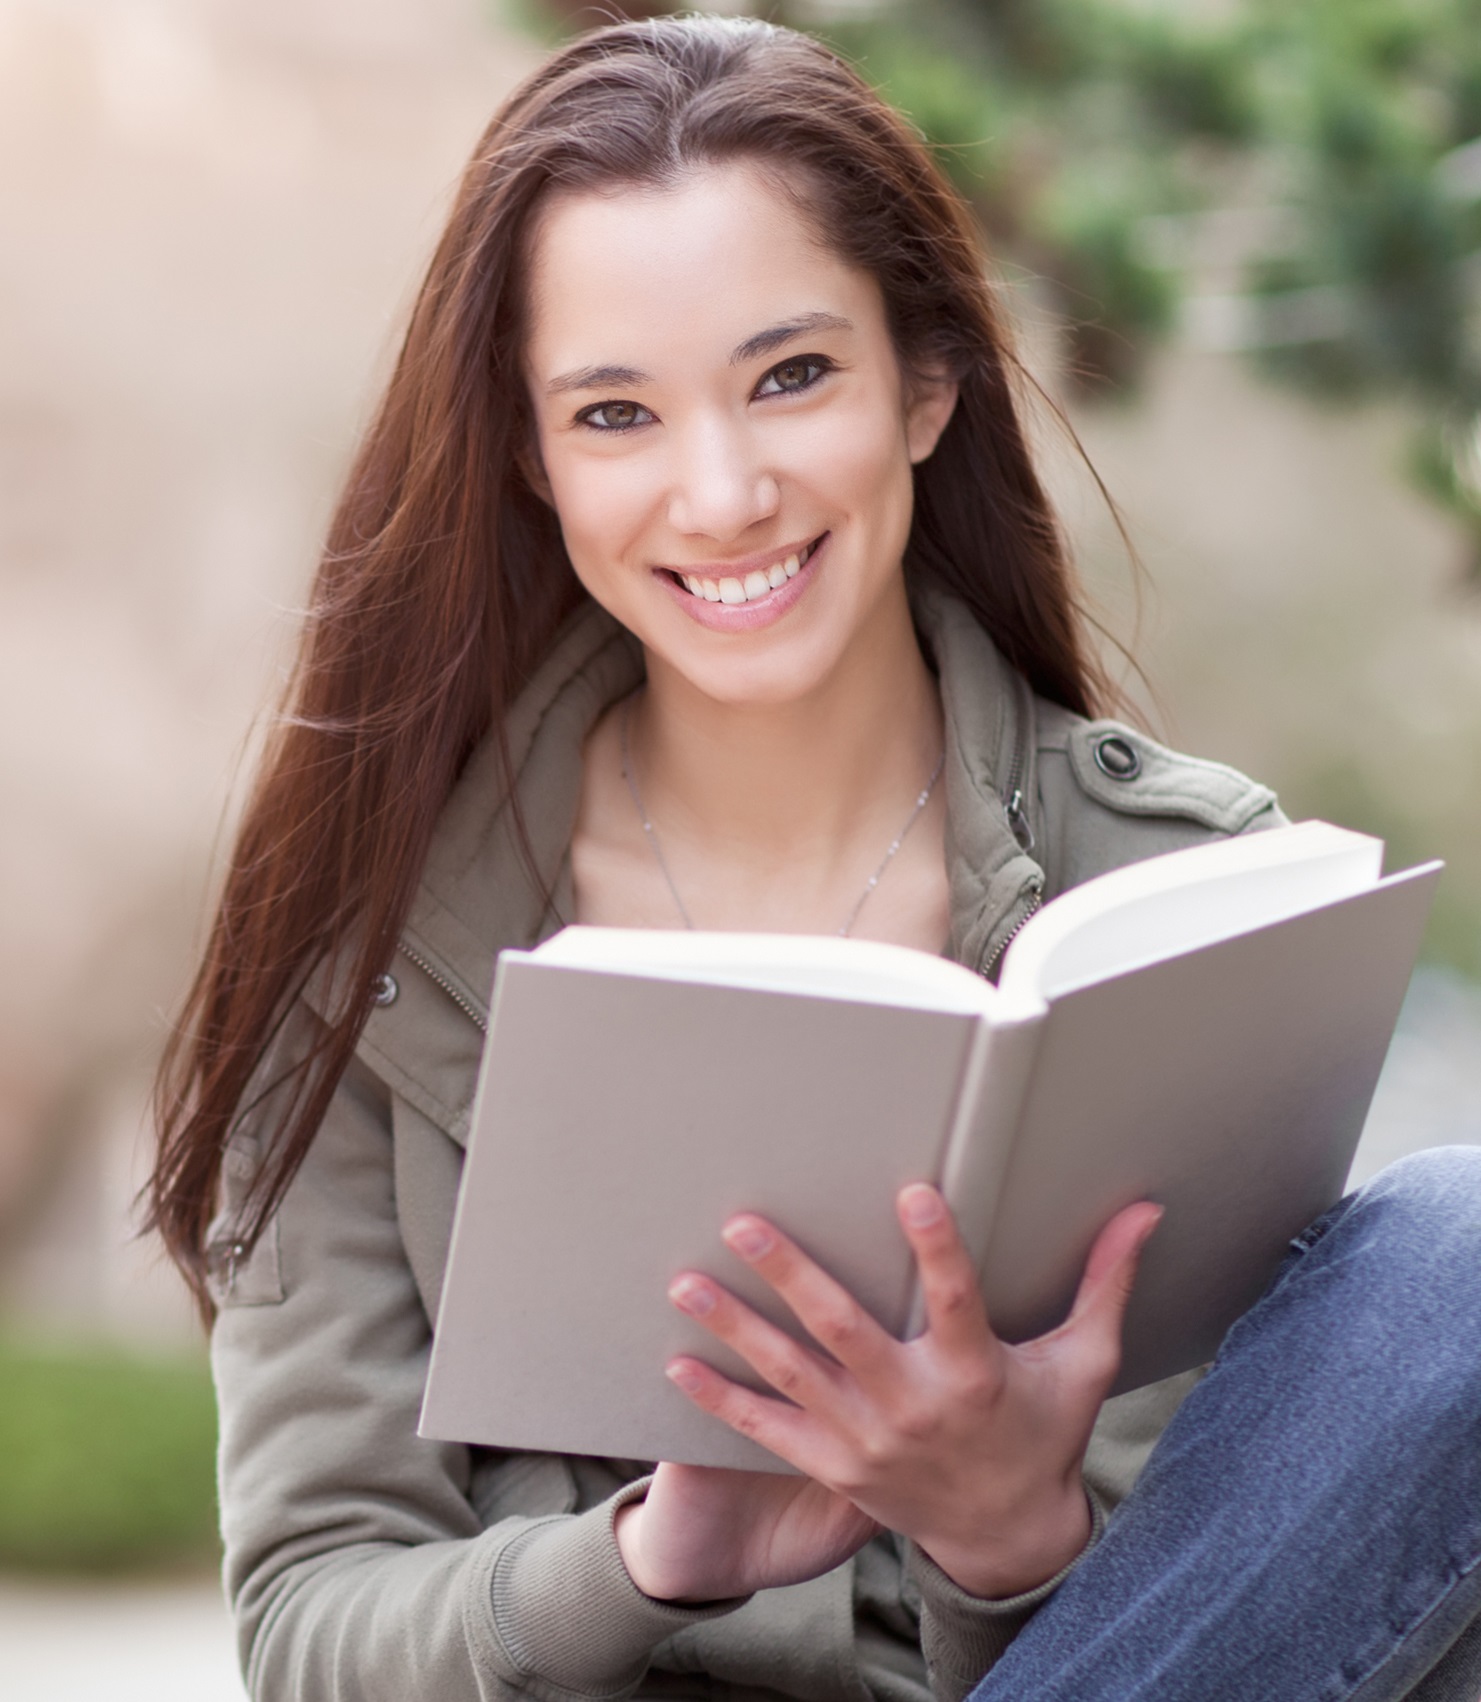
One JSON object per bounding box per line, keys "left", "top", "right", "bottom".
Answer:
{"left": 815, "top": 2, "right": 1481, "bottom": 526}
{"left": 0, "top": 1336, "right": 219, "bottom": 1575}
{"left": 526, "top": 0, "right": 1481, "bottom": 570}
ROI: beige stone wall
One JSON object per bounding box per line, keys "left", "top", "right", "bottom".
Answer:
{"left": 0, "top": 0, "right": 535, "bottom": 1338}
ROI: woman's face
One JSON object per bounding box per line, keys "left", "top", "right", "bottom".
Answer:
{"left": 522, "top": 162, "right": 957, "bottom": 707}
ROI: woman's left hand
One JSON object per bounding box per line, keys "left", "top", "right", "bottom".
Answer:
{"left": 666, "top": 1185, "right": 1161, "bottom": 1601}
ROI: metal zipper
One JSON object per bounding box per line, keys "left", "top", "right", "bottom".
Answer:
{"left": 981, "top": 888, "right": 1043, "bottom": 980}
{"left": 397, "top": 942, "right": 489, "bottom": 1034}
{"left": 1001, "top": 676, "right": 1036, "bottom": 853}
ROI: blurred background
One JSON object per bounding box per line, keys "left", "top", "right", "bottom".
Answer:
{"left": 1, "top": 0, "right": 1479, "bottom": 1693}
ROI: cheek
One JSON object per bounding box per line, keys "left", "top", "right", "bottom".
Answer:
{"left": 542, "top": 445, "right": 655, "bottom": 579}
{"left": 794, "top": 391, "right": 914, "bottom": 537}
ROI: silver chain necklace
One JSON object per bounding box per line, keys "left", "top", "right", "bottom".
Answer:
{"left": 619, "top": 698, "right": 946, "bottom": 938}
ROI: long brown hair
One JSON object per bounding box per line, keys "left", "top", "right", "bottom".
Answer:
{"left": 150, "top": 15, "right": 1113, "bottom": 1315}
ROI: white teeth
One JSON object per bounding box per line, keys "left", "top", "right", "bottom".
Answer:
{"left": 681, "top": 549, "right": 812, "bottom": 607}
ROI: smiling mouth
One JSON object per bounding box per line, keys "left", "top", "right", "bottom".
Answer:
{"left": 663, "top": 536, "right": 825, "bottom": 606}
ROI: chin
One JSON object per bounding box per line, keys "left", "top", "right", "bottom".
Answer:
{"left": 657, "top": 623, "right": 849, "bottom": 709}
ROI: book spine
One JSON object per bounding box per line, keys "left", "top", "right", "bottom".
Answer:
{"left": 904, "top": 1011, "right": 1046, "bottom": 1337}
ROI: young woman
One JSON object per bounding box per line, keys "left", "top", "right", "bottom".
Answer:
{"left": 150, "top": 17, "right": 1481, "bottom": 1702}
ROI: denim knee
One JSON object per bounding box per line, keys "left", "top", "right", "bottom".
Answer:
{"left": 1294, "top": 1144, "right": 1481, "bottom": 1404}
{"left": 1216, "top": 1144, "right": 1481, "bottom": 1433}
{"left": 1335, "top": 1145, "right": 1481, "bottom": 1277}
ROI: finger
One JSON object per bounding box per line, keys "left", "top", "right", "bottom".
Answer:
{"left": 896, "top": 1183, "right": 998, "bottom": 1361}
{"left": 1043, "top": 1200, "right": 1163, "bottom": 1386}
{"left": 668, "top": 1272, "right": 843, "bottom": 1411}
{"left": 1077, "top": 1200, "right": 1164, "bottom": 1301}
{"left": 719, "top": 1215, "right": 895, "bottom": 1377}
{"left": 664, "top": 1354, "right": 823, "bottom": 1472}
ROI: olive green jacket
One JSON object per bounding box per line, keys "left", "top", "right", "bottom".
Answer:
{"left": 209, "top": 590, "right": 1284, "bottom": 1702}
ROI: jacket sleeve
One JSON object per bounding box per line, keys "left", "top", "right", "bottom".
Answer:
{"left": 210, "top": 1008, "right": 742, "bottom": 1702}
{"left": 901, "top": 1490, "right": 1109, "bottom": 1702}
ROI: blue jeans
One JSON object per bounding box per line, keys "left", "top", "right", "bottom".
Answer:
{"left": 970, "top": 1146, "right": 1481, "bottom": 1702}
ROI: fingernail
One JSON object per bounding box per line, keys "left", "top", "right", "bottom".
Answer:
{"left": 666, "top": 1362, "right": 703, "bottom": 1394}
{"left": 900, "top": 1185, "right": 944, "bottom": 1229}
{"left": 669, "top": 1277, "right": 716, "bottom": 1317}
{"left": 723, "top": 1221, "right": 774, "bottom": 1261}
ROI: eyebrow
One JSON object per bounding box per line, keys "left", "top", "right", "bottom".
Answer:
{"left": 543, "top": 312, "right": 854, "bottom": 397}
{"left": 545, "top": 363, "right": 648, "bottom": 397}
{"left": 729, "top": 312, "right": 854, "bottom": 365}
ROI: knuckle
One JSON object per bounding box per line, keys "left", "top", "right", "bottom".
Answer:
{"left": 892, "top": 1402, "right": 938, "bottom": 1446}
{"left": 766, "top": 1352, "right": 806, "bottom": 1399}
{"left": 874, "top": 1385, "right": 945, "bottom": 1449}
{"left": 813, "top": 1301, "right": 864, "bottom": 1353}
{"left": 856, "top": 1423, "right": 898, "bottom": 1472}
{"left": 826, "top": 1454, "right": 867, "bottom": 1497}
{"left": 953, "top": 1362, "right": 1000, "bottom": 1410}
{"left": 730, "top": 1401, "right": 767, "bottom": 1441}
{"left": 931, "top": 1277, "right": 976, "bottom": 1318}
{"left": 831, "top": 1458, "right": 873, "bottom": 1500}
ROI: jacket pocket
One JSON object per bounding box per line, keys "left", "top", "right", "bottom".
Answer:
{"left": 204, "top": 1135, "right": 286, "bottom": 1308}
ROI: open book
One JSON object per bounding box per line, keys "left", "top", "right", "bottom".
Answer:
{"left": 420, "top": 822, "right": 1440, "bottom": 1471}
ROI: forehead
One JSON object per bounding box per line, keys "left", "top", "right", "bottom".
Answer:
{"left": 522, "top": 162, "right": 885, "bottom": 378}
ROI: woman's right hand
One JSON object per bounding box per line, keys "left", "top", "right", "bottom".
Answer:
{"left": 615, "top": 1461, "right": 879, "bottom": 1601}
{"left": 616, "top": 1190, "right": 1158, "bottom": 1604}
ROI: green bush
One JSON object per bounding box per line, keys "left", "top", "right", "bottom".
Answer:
{"left": 0, "top": 1335, "right": 220, "bottom": 1574}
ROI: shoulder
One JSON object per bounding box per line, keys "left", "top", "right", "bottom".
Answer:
{"left": 1037, "top": 701, "right": 1279, "bottom": 835}
{"left": 1032, "top": 700, "right": 1285, "bottom": 899}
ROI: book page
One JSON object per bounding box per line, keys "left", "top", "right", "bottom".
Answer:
{"left": 529, "top": 925, "right": 997, "bottom": 1015}
{"left": 998, "top": 821, "right": 1383, "bottom": 1008}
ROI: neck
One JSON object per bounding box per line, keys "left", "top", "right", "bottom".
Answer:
{"left": 630, "top": 582, "right": 943, "bottom": 873}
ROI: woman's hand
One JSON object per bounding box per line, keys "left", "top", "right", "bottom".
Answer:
{"left": 651, "top": 1186, "right": 1161, "bottom": 1602}
{"left": 614, "top": 1461, "right": 879, "bottom": 1602}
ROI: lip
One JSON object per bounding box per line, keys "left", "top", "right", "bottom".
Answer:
{"left": 655, "top": 533, "right": 828, "bottom": 634}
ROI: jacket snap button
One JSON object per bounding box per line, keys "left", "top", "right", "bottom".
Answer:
{"left": 370, "top": 972, "right": 399, "bottom": 1008}
{"left": 1093, "top": 735, "right": 1142, "bottom": 780}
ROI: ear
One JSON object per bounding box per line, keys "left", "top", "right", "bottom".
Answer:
{"left": 516, "top": 434, "right": 556, "bottom": 508}
{"left": 905, "top": 368, "right": 960, "bottom": 466}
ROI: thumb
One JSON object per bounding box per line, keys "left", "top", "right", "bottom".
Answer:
{"left": 1060, "top": 1200, "right": 1164, "bottom": 1375}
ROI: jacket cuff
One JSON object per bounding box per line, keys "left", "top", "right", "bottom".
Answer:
{"left": 908, "top": 1486, "right": 1108, "bottom": 1702}
{"left": 480, "top": 1477, "right": 749, "bottom": 1700}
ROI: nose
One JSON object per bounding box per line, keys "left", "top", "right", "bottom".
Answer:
{"left": 665, "top": 411, "right": 780, "bottom": 542}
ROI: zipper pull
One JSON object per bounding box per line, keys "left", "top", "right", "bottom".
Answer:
{"left": 1004, "top": 786, "right": 1035, "bottom": 853}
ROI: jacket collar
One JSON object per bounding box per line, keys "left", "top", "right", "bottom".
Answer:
{"left": 400, "top": 587, "right": 1045, "bottom": 1021}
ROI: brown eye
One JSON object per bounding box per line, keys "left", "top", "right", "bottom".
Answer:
{"left": 582, "top": 401, "right": 649, "bottom": 432}
{"left": 756, "top": 355, "right": 831, "bottom": 399}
